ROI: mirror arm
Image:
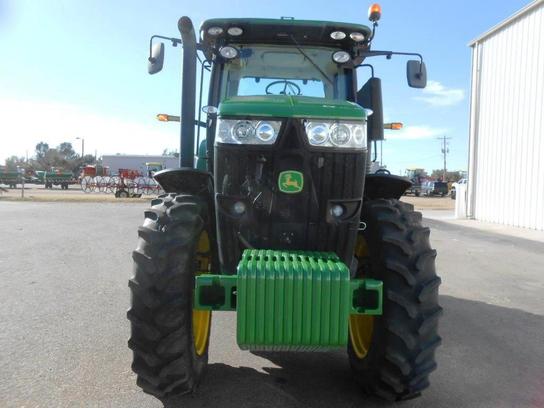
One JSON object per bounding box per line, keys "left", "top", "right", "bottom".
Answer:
{"left": 148, "top": 35, "right": 182, "bottom": 62}
{"left": 361, "top": 50, "right": 424, "bottom": 73}
{"left": 355, "top": 64, "right": 375, "bottom": 78}
{"left": 362, "top": 50, "right": 423, "bottom": 61}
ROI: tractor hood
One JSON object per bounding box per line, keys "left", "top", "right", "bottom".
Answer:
{"left": 218, "top": 95, "right": 366, "bottom": 121}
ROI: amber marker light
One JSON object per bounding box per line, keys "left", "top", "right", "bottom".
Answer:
{"left": 156, "top": 113, "right": 180, "bottom": 122}
{"left": 384, "top": 122, "right": 403, "bottom": 130}
{"left": 368, "top": 3, "right": 382, "bottom": 22}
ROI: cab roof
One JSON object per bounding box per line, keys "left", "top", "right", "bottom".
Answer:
{"left": 200, "top": 18, "right": 372, "bottom": 54}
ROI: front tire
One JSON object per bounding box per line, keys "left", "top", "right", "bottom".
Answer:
{"left": 128, "top": 193, "right": 213, "bottom": 398}
{"left": 349, "top": 199, "right": 442, "bottom": 401}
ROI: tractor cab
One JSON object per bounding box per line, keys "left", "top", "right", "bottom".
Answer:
{"left": 200, "top": 18, "right": 372, "bottom": 104}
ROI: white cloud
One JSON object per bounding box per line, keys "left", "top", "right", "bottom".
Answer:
{"left": 386, "top": 125, "right": 447, "bottom": 140}
{"left": 414, "top": 80, "right": 465, "bottom": 107}
{"left": 0, "top": 98, "right": 179, "bottom": 160}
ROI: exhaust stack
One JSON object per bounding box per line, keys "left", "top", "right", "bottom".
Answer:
{"left": 178, "top": 17, "right": 197, "bottom": 168}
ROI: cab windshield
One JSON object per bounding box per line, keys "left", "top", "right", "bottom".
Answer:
{"left": 219, "top": 44, "right": 350, "bottom": 100}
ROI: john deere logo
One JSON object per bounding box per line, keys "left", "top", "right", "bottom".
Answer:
{"left": 278, "top": 170, "right": 304, "bottom": 193}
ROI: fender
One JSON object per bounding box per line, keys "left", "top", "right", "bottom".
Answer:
{"left": 364, "top": 172, "right": 412, "bottom": 200}
{"left": 154, "top": 168, "right": 213, "bottom": 197}
{"left": 153, "top": 167, "right": 220, "bottom": 296}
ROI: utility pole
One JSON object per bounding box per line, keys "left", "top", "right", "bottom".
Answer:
{"left": 436, "top": 136, "right": 451, "bottom": 180}
{"left": 76, "top": 137, "right": 85, "bottom": 157}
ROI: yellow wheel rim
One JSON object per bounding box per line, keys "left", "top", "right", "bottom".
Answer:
{"left": 192, "top": 309, "right": 211, "bottom": 356}
{"left": 193, "top": 231, "right": 211, "bottom": 356}
{"left": 348, "top": 234, "right": 375, "bottom": 359}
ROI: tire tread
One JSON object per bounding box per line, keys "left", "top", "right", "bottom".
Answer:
{"left": 349, "top": 199, "right": 441, "bottom": 401}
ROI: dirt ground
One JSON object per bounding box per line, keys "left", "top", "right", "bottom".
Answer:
{"left": 401, "top": 195, "right": 455, "bottom": 210}
{"left": 1, "top": 184, "right": 455, "bottom": 210}
{"left": 0, "top": 184, "right": 149, "bottom": 203}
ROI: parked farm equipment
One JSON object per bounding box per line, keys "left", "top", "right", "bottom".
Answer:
{"left": 404, "top": 167, "right": 427, "bottom": 196}
{"left": 80, "top": 168, "right": 163, "bottom": 197}
{"left": 34, "top": 168, "right": 77, "bottom": 190}
{"left": 0, "top": 167, "right": 20, "bottom": 188}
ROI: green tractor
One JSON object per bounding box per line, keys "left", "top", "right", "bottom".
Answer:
{"left": 128, "top": 4, "right": 441, "bottom": 402}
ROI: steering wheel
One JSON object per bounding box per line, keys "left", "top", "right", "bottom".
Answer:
{"left": 375, "top": 168, "right": 391, "bottom": 175}
{"left": 265, "top": 80, "right": 301, "bottom": 95}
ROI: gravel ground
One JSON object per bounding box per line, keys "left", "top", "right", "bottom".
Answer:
{"left": 0, "top": 201, "right": 542, "bottom": 408}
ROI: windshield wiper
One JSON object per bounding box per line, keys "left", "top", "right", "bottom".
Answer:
{"left": 289, "top": 35, "right": 333, "bottom": 86}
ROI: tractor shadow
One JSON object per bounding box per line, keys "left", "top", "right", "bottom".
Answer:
{"left": 163, "top": 296, "right": 544, "bottom": 408}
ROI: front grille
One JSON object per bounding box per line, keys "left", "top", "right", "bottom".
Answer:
{"left": 214, "top": 119, "right": 366, "bottom": 273}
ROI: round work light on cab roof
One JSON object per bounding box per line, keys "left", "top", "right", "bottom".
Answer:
{"left": 207, "top": 26, "right": 223, "bottom": 36}
{"left": 332, "top": 50, "right": 350, "bottom": 64}
{"left": 219, "top": 46, "right": 239, "bottom": 59}
{"left": 330, "top": 31, "right": 346, "bottom": 40}
{"left": 350, "top": 32, "right": 365, "bottom": 42}
{"left": 227, "top": 27, "right": 243, "bottom": 36}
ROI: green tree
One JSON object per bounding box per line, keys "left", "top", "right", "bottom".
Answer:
{"left": 5, "top": 156, "right": 26, "bottom": 168}
{"left": 58, "top": 142, "right": 78, "bottom": 160}
{"left": 431, "top": 169, "right": 462, "bottom": 182}
{"left": 35, "top": 142, "right": 49, "bottom": 159}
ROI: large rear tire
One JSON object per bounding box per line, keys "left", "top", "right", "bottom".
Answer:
{"left": 128, "top": 193, "right": 213, "bottom": 398}
{"left": 349, "top": 198, "right": 442, "bottom": 401}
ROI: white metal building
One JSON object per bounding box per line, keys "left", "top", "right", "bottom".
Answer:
{"left": 467, "top": 0, "right": 544, "bottom": 230}
{"left": 102, "top": 155, "right": 178, "bottom": 176}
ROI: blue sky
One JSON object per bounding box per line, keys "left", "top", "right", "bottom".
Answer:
{"left": 0, "top": 0, "right": 530, "bottom": 174}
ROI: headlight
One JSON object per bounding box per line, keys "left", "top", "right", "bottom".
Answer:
{"left": 215, "top": 119, "right": 281, "bottom": 145}
{"left": 305, "top": 121, "right": 366, "bottom": 149}
{"left": 330, "top": 124, "right": 351, "bottom": 146}
{"left": 255, "top": 122, "right": 275, "bottom": 142}
{"left": 306, "top": 122, "right": 329, "bottom": 145}
{"left": 232, "top": 121, "right": 255, "bottom": 140}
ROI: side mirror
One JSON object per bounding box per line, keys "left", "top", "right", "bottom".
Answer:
{"left": 407, "top": 60, "right": 427, "bottom": 88}
{"left": 148, "top": 42, "right": 165, "bottom": 75}
{"left": 357, "top": 77, "right": 384, "bottom": 141}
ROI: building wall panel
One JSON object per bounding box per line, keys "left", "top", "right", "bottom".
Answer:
{"left": 469, "top": 2, "right": 544, "bottom": 230}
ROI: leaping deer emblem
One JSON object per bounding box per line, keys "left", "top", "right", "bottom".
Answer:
{"left": 282, "top": 174, "right": 300, "bottom": 190}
